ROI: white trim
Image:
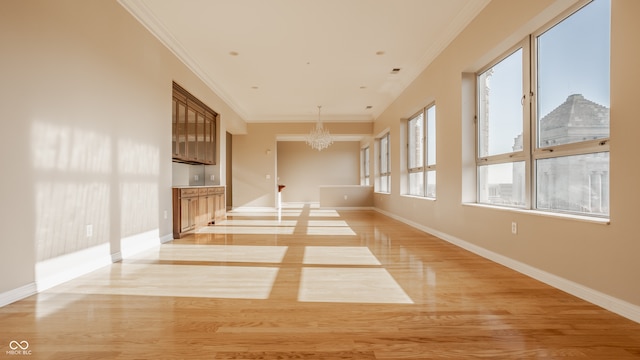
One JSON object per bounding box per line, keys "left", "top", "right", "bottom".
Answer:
{"left": 4, "top": 231, "right": 174, "bottom": 307}
{"left": 276, "top": 134, "right": 366, "bottom": 142}
{"left": 463, "top": 202, "right": 610, "bottom": 225}
{"left": 319, "top": 185, "right": 374, "bottom": 188}
{"left": 117, "top": 0, "right": 250, "bottom": 120}
{"left": 373, "top": 207, "right": 640, "bottom": 324}
{"left": 35, "top": 243, "right": 112, "bottom": 292}
{"left": 160, "top": 233, "right": 174, "bottom": 244}
{"left": 0, "top": 283, "right": 37, "bottom": 308}
{"left": 120, "top": 229, "right": 163, "bottom": 258}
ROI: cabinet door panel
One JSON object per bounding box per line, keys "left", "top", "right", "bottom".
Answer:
{"left": 188, "top": 197, "right": 198, "bottom": 229}
{"left": 187, "top": 107, "right": 197, "bottom": 161}
{"left": 205, "top": 116, "right": 213, "bottom": 164}
{"left": 213, "top": 193, "right": 225, "bottom": 223}
{"left": 180, "top": 198, "right": 191, "bottom": 232}
{"left": 197, "top": 112, "right": 206, "bottom": 161}
{"left": 207, "top": 195, "right": 215, "bottom": 223}
{"left": 177, "top": 101, "right": 187, "bottom": 159}
{"left": 198, "top": 195, "right": 208, "bottom": 227}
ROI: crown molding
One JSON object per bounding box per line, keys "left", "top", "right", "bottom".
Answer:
{"left": 117, "top": 0, "right": 250, "bottom": 121}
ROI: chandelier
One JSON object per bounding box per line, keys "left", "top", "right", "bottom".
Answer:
{"left": 306, "top": 106, "right": 333, "bottom": 151}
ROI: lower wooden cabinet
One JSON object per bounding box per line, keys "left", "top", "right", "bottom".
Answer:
{"left": 172, "top": 186, "right": 225, "bottom": 239}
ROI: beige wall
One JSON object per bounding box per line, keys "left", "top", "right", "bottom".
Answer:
{"left": 232, "top": 122, "right": 371, "bottom": 208}
{"left": 319, "top": 186, "right": 374, "bottom": 208}
{"left": 277, "top": 141, "right": 360, "bottom": 203}
{"left": 0, "top": 0, "right": 244, "bottom": 295}
{"left": 371, "top": 0, "right": 640, "bottom": 309}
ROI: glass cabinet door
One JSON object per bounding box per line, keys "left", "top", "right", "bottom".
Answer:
{"left": 187, "top": 107, "right": 197, "bottom": 161}
{"left": 176, "top": 99, "right": 187, "bottom": 159}
{"left": 205, "top": 113, "right": 214, "bottom": 164}
{"left": 197, "top": 111, "right": 206, "bottom": 161}
{"left": 172, "top": 98, "right": 177, "bottom": 156}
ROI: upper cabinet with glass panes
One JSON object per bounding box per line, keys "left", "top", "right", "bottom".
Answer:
{"left": 172, "top": 82, "right": 217, "bottom": 165}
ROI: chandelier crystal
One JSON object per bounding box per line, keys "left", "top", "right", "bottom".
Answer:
{"left": 305, "top": 105, "right": 333, "bottom": 151}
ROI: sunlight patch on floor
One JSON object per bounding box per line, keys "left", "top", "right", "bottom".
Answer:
{"left": 50, "top": 263, "right": 279, "bottom": 300}
{"left": 308, "top": 209, "right": 340, "bottom": 217}
{"left": 306, "top": 226, "right": 357, "bottom": 236}
{"left": 306, "top": 220, "right": 351, "bottom": 227}
{"left": 197, "top": 225, "right": 295, "bottom": 235}
{"left": 298, "top": 267, "right": 414, "bottom": 304}
{"left": 228, "top": 211, "right": 302, "bottom": 217}
{"left": 131, "top": 244, "right": 289, "bottom": 264}
{"left": 303, "top": 246, "right": 381, "bottom": 265}
{"left": 215, "top": 219, "right": 299, "bottom": 226}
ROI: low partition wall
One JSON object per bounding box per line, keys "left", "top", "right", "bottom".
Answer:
{"left": 319, "top": 185, "right": 373, "bottom": 208}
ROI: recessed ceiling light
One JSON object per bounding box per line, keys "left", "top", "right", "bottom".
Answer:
{"left": 251, "top": 86, "right": 259, "bottom": 90}
{"left": 360, "top": 86, "right": 367, "bottom": 89}
{"left": 376, "top": 51, "right": 385, "bottom": 56}
{"left": 391, "top": 68, "right": 401, "bottom": 74}
{"left": 229, "top": 51, "right": 239, "bottom": 56}
{"left": 366, "top": 105, "right": 373, "bottom": 109}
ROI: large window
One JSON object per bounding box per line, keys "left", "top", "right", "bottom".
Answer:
{"left": 407, "top": 104, "right": 436, "bottom": 197}
{"left": 377, "top": 133, "right": 390, "bottom": 193}
{"left": 361, "top": 146, "right": 370, "bottom": 186}
{"left": 476, "top": 0, "right": 610, "bottom": 217}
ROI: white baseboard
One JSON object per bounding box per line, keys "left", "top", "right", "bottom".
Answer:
{"left": 35, "top": 243, "right": 112, "bottom": 292}
{"left": 2, "top": 232, "right": 173, "bottom": 307}
{"left": 0, "top": 283, "right": 37, "bottom": 308}
{"left": 160, "top": 233, "right": 174, "bottom": 244}
{"left": 120, "top": 229, "right": 162, "bottom": 258}
{"left": 374, "top": 208, "right": 640, "bottom": 324}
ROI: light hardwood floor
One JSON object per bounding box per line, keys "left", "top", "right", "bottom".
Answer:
{"left": 2, "top": 206, "right": 640, "bottom": 359}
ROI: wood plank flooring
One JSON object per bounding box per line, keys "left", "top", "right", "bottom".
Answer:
{"left": 2, "top": 206, "right": 640, "bottom": 359}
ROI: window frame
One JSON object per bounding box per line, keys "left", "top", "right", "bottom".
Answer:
{"left": 361, "top": 146, "right": 370, "bottom": 186}
{"left": 476, "top": 40, "right": 531, "bottom": 209}
{"left": 475, "top": 0, "right": 610, "bottom": 218}
{"left": 530, "top": 0, "right": 610, "bottom": 216}
{"left": 407, "top": 103, "right": 436, "bottom": 198}
{"left": 377, "top": 132, "right": 391, "bottom": 194}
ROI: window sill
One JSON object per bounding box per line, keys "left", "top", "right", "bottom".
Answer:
{"left": 401, "top": 194, "right": 436, "bottom": 201}
{"left": 374, "top": 191, "right": 391, "bottom": 195}
{"left": 462, "top": 203, "right": 610, "bottom": 225}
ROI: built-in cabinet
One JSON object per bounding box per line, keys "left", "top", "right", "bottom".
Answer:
{"left": 172, "top": 186, "right": 225, "bottom": 239}
{"left": 178, "top": 188, "right": 199, "bottom": 233}
{"left": 172, "top": 82, "right": 217, "bottom": 165}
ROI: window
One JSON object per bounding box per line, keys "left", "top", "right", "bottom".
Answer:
{"left": 361, "top": 146, "right": 370, "bottom": 186}
{"left": 476, "top": 0, "right": 610, "bottom": 217}
{"left": 477, "top": 46, "right": 527, "bottom": 207}
{"left": 407, "top": 104, "right": 436, "bottom": 197}
{"left": 377, "top": 133, "right": 390, "bottom": 193}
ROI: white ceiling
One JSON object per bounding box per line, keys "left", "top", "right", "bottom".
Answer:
{"left": 119, "top": 0, "right": 490, "bottom": 123}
